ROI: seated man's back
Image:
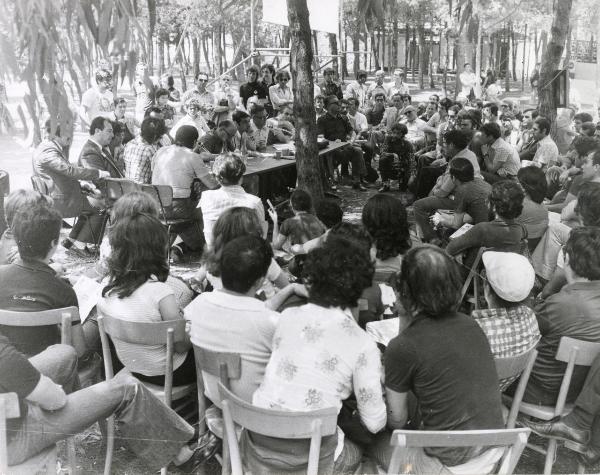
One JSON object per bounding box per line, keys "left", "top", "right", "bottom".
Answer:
{"left": 280, "top": 213, "right": 327, "bottom": 246}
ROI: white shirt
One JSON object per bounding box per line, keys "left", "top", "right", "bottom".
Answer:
{"left": 81, "top": 86, "right": 114, "bottom": 124}
{"left": 347, "top": 111, "right": 368, "bottom": 133}
{"left": 402, "top": 117, "right": 427, "bottom": 141}
{"left": 184, "top": 290, "right": 279, "bottom": 403}
{"left": 344, "top": 81, "right": 370, "bottom": 110}
{"left": 533, "top": 135, "right": 559, "bottom": 167}
{"left": 269, "top": 84, "right": 293, "bottom": 111}
{"left": 389, "top": 82, "right": 410, "bottom": 97}
{"left": 170, "top": 114, "right": 209, "bottom": 140}
{"left": 199, "top": 185, "right": 266, "bottom": 246}
{"left": 253, "top": 303, "right": 387, "bottom": 434}
{"left": 459, "top": 71, "right": 478, "bottom": 96}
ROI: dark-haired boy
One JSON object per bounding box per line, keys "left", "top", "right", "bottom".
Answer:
{"left": 184, "top": 235, "right": 305, "bottom": 404}
{"left": 0, "top": 205, "right": 86, "bottom": 357}
{"left": 479, "top": 122, "right": 520, "bottom": 183}
{"left": 270, "top": 189, "right": 327, "bottom": 252}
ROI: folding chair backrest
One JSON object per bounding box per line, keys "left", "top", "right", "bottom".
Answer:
{"left": 140, "top": 184, "right": 174, "bottom": 215}
{"left": 389, "top": 428, "right": 530, "bottom": 475}
{"left": 218, "top": 382, "right": 338, "bottom": 438}
{"left": 0, "top": 393, "right": 20, "bottom": 473}
{"left": 192, "top": 344, "right": 241, "bottom": 388}
{"left": 495, "top": 348, "right": 537, "bottom": 429}
{"left": 460, "top": 247, "right": 485, "bottom": 305}
{"left": 555, "top": 336, "right": 600, "bottom": 366}
{"left": 218, "top": 382, "right": 338, "bottom": 475}
{"left": 103, "top": 178, "right": 140, "bottom": 202}
{"left": 0, "top": 307, "right": 80, "bottom": 346}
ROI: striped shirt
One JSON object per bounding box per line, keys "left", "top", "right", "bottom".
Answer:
{"left": 97, "top": 279, "right": 187, "bottom": 377}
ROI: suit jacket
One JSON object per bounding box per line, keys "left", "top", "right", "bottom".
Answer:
{"left": 32, "top": 139, "right": 99, "bottom": 218}
{"left": 78, "top": 139, "right": 124, "bottom": 185}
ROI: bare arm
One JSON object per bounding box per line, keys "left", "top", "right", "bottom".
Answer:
{"left": 386, "top": 388, "right": 409, "bottom": 430}
{"left": 158, "top": 294, "right": 191, "bottom": 353}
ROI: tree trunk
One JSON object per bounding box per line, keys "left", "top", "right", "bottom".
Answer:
{"left": 222, "top": 28, "right": 228, "bottom": 71}
{"left": 511, "top": 22, "right": 518, "bottom": 81}
{"left": 428, "top": 24, "right": 435, "bottom": 88}
{"left": 534, "top": 28, "right": 539, "bottom": 65}
{"left": 147, "top": 0, "right": 156, "bottom": 74}
{"left": 442, "top": 28, "right": 449, "bottom": 96}
{"left": 521, "top": 24, "right": 528, "bottom": 90}
{"left": 214, "top": 26, "right": 223, "bottom": 74}
{"left": 352, "top": 30, "right": 360, "bottom": 74}
{"left": 381, "top": 25, "right": 386, "bottom": 71}
{"left": 411, "top": 28, "right": 417, "bottom": 81}
{"left": 192, "top": 36, "right": 200, "bottom": 79}
{"left": 342, "top": 33, "right": 349, "bottom": 77}
{"left": 475, "top": 17, "right": 482, "bottom": 96}
{"left": 597, "top": 15, "right": 600, "bottom": 88}
{"left": 201, "top": 35, "right": 211, "bottom": 75}
{"left": 405, "top": 24, "right": 410, "bottom": 69}
{"left": 540, "top": 30, "right": 548, "bottom": 59}
{"left": 455, "top": 26, "right": 469, "bottom": 98}
{"left": 158, "top": 38, "right": 165, "bottom": 75}
{"left": 286, "top": 0, "right": 323, "bottom": 201}
{"left": 563, "top": 23, "right": 572, "bottom": 69}
{"left": 417, "top": 24, "right": 426, "bottom": 89}
{"left": 505, "top": 25, "right": 510, "bottom": 92}
{"left": 328, "top": 33, "right": 339, "bottom": 75}
{"left": 370, "top": 30, "right": 380, "bottom": 69}
{"left": 539, "top": 0, "right": 573, "bottom": 132}
{"left": 312, "top": 31, "right": 320, "bottom": 72}
{"left": 392, "top": 20, "right": 398, "bottom": 69}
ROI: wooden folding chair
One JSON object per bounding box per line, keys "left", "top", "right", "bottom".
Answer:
{"left": 503, "top": 337, "right": 600, "bottom": 475}
{"left": 218, "top": 382, "right": 338, "bottom": 475}
{"left": 494, "top": 348, "right": 538, "bottom": 429}
{"left": 459, "top": 247, "right": 485, "bottom": 309}
{"left": 0, "top": 393, "right": 57, "bottom": 474}
{"left": 388, "top": 428, "right": 530, "bottom": 475}
{"left": 0, "top": 307, "right": 82, "bottom": 471}
{"left": 192, "top": 344, "right": 241, "bottom": 474}
{"left": 98, "top": 315, "right": 196, "bottom": 475}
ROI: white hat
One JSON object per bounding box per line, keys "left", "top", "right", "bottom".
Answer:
{"left": 482, "top": 251, "right": 535, "bottom": 302}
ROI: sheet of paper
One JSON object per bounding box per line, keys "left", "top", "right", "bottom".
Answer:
{"left": 366, "top": 318, "right": 400, "bottom": 347}
{"left": 449, "top": 223, "right": 473, "bottom": 239}
{"left": 73, "top": 276, "right": 104, "bottom": 323}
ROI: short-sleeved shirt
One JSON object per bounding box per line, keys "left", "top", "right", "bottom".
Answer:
{"left": 0, "top": 259, "right": 79, "bottom": 355}
{"left": 239, "top": 81, "right": 269, "bottom": 109}
{"left": 280, "top": 213, "right": 327, "bottom": 246}
{"left": 81, "top": 86, "right": 114, "bottom": 123}
{"left": 317, "top": 113, "right": 352, "bottom": 141}
{"left": 533, "top": 135, "right": 559, "bottom": 167}
{"left": 318, "top": 81, "right": 343, "bottom": 100}
{"left": 527, "top": 281, "right": 600, "bottom": 404}
{"left": 454, "top": 178, "right": 492, "bottom": 224}
{"left": 151, "top": 145, "right": 217, "bottom": 198}
{"left": 97, "top": 279, "right": 187, "bottom": 377}
{"left": 184, "top": 290, "right": 279, "bottom": 402}
{"left": 123, "top": 136, "right": 158, "bottom": 184}
{"left": 0, "top": 335, "right": 41, "bottom": 428}
{"left": 472, "top": 306, "right": 541, "bottom": 389}
{"left": 489, "top": 138, "right": 521, "bottom": 176}
{"left": 385, "top": 312, "right": 504, "bottom": 466}
{"left": 516, "top": 197, "right": 549, "bottom": 240}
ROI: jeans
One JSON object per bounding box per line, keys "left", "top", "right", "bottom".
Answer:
{"left": 9, "top": 350, "right": 194, "bottom": 468}
{"left": 413, "top": 156, "right": 446, "bottom": 199}
{"left": 531, "top": 221, "right": 572, "bottom": 280}
{"left": 168, "top": 198, "right": 203, "bottom": 250}
{"left": 568, "top": 354, "right": 600, "bottom": 448}
{"left": 370, "top": 430, "right": 452, "bottom": 474}
{"left": 413, "top": 196, "right": 455, "bottom": 242}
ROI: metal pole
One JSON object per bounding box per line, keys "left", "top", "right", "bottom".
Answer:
{"left": 250, "top": 0, "right": 255, "bottom": 52}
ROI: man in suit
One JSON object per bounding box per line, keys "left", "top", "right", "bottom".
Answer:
{"left": 32, "top": 118, "right": 110, "bottom": 255}
{"left": 63, "top": 116, "right": 121, "bottom": 253}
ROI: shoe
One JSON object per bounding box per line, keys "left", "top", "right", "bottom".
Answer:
{"left": 173, "top": 432, "right": 221, "bottom": 473}
{"left": 578, "top": 446, "right": 600, "bottom": 467}
{"left": 170, "top": 244, "right": 184, "bottom": 264}
{"left": 523, "top": 416, "right": 590, "bottom": 448}
{"left": 378, "top": 184, "right": 390, "bottom": 192}
{"left": 61, "top": 238, "right": 74, "bottom": 250}
{"left": 352, "top": 183, "right": 367, "bottom": 192}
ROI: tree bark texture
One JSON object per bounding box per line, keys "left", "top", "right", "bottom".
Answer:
{"left": 329, "top": 33, "right": 339, "bottom": 75}
{"left": 538, "top": 0, "right": 573, "bottom": 131}
{"left": 417, "top": 24, "right": 426, "bottom": 89}
{"left": 286, "top": 0, "right": 323, "bottom": 201}
{"left": 146, "top": 0, "right": 156, "bottom": 73}
{"left": 158, "top": 38, "right": 165, "bottom": 75}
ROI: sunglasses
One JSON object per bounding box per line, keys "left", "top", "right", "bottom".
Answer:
{"left": 280, "top": 78, "right": 289, "bottom": 82}
{"left": 197, "top": 78, "right": 208, "bottom": 82}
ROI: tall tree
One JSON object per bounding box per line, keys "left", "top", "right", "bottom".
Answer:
{"left": 538, "top": 0, "right": 573, "bottom": 128}
{"left": 287, "top": 0, "right": 323, "bottom": 201}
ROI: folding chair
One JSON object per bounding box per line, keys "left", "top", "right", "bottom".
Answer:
{"left": 494, "top": 348, "right": 538, "bottom": 429}
{"left": 140, "top": 184, "right": 201, "bottom": 252}
{"left": 0, "top": 307, "right": 84, "bottom": 471}
{"left": 0, "top": 393, "right": 57, "bottom": 474}
{"left": 388, "top": 428, "right": 530, "bottom": 475}
{"left": 459, "top": 247, "right": 485, "bottom": 309}
{"left": 218, "top": 382, "right": 338, "bottom": 475}
{"left": 192, "top": 344, "right": 241, "bottom": 475}
{"left": 98, "top": 315, "right": 196, "bottom": 475}
{"left": 503, "top": 337, "right": 600, "bottom": 475}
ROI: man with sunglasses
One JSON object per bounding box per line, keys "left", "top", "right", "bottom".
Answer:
{"left": 181, "top": 72, "right": 217, "bottom": 122}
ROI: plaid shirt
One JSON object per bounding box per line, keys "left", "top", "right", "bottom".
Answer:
{"left": 123, "top": 136, "right": 157, "bottom": 184}
{"left": 472, "top": 306, "right": 541, "bottom": 390}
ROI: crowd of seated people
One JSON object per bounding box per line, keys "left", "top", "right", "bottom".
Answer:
{"left": 6, "top": 62, "right": 600, "bottom": 474}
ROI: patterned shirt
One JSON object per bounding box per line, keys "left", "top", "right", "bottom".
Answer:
{"left": 253, "top": 303, "right": 387, "bottom": 434}
{"left": 344, "top": 81, "right": 369, "bottom": 110}
{"left": 123, "top": 136, "right": 157, "bottom": 184}
{"left": 488, "top": 138, "right": 521, "bottom": 177}
{"left": 472, "top": 306, "right": 541, "bottom": 389}
{"left": 181, "top": 88, "right": 216, "bottom": 121}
